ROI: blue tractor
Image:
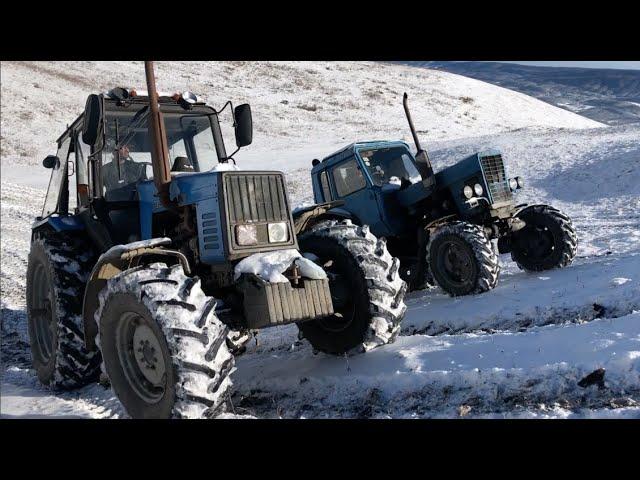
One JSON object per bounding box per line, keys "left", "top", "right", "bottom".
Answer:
{"left": 25, "top": 62, "right": 406, "bottom": 419}
{"left": 302, "top": 93, "right": 577, "bottom": 296}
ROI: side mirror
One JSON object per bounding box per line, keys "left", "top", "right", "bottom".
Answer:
{"left": 233, "top": 103, "right": 253, "bottom": 148}
{"left": 43, "top": 155, "right": 59, "bottom": 169}
{"left": 82, "top": 94, "right": 103, "bottom": 146}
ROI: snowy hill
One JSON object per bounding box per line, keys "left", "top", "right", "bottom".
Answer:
{"left": 0, "top": 61, "right": 603, "bottom": 168}
{"left": 402, "top": 61, "right": 640, "bottom": 126}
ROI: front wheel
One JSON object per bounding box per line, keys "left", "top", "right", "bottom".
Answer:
{"left": 297, "top": 220, "right": 407, "bottom": 355}
{"left": 96, "top": 263, "right": 234, "bottom": 419}
{"left": 511, "top": 205, "right": 577, "bottom": 272}
{"left": 428, "top": 221, "right": 500, "bottom": 297}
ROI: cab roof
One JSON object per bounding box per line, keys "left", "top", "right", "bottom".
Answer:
{"left": 55, "top": 91, "right": 213, "bottom": 146}
{"left": 312, "top": 140, "right": 412, "bottom": 174}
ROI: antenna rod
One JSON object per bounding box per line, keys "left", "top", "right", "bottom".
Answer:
{"left": 145, "top": 61, "right": 173, "bottom": 208}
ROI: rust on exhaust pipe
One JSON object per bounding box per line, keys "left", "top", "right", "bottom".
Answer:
{"left": 144, "top": 61, "right": 173, "bottom": 208}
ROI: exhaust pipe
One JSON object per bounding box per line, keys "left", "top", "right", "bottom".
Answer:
{"left": 145, "top": 61, "right": 174, "bottom": 209}
{"left": 403, "top": 93, "right": 435, "bottom": 188}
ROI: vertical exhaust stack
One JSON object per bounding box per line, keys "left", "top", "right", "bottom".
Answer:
{"left": 403, "top": 93, "right": 435, "bottom": 188}
{"left": 145, "top": 61, "right": 174, "bottom": 208}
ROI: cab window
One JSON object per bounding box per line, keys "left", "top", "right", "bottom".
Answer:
{"left": 331, "top": 158, "right": 367, "bottom": 198}
{"left": 320, "top": 170, "right": 332, "bottom": 201}
{"left": 101, "top": 114, "right": 151, "bottom": 197}
{"left": 360, "top": 146, "right": 422, "bottom": 187}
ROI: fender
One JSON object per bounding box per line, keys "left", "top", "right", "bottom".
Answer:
{"left": 424, "top": 214, "right": 458, "bottom": 234}
{"left": 82, "top": 237, "right": 191, "bottom": 350}
{"left": 293, "top": 200, "right": 360, "bottom": 234}
{"left": 32, "top": 215, "right": 84, "bottom": 234}
{"left": 514, "top": 203, "right": 549, "bottom": 217}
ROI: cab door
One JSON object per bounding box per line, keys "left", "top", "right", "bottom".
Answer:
{"left": 328, "top": 156, "right": 389, "bottom": 236}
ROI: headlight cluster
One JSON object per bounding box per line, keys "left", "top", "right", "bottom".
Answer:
{"left": 235, "top": 222, "right": 289, "bottom": 246}
{"left": 463, "top": 183, "right": 484, "bottom": 199}
{"left": 509, "top": 176, "right": 524, "bottom": 191}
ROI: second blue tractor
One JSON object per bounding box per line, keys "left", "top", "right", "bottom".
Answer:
{"left": 296, "top": 94, "right": 578, "bottom": 296}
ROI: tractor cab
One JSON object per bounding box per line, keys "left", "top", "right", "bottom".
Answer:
{"left": 37, "top": 87, "right": 253, "bottom": 250}
{"left": 311, "top": 141, "right": 426, "bottom": 238}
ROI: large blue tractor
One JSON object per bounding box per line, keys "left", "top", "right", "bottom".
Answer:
{"left": 301, "top": 93, "right": 577, "bottom": 296}
{"left": 25, "top": 62, "right": 406, "bottom": 418}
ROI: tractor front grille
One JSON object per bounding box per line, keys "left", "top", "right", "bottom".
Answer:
{"left": 224, "top": 173, "right": 289, "bottom": 223}
{"left": 480, "top": 154, "right": 511, "bottom": 204}
{"left": 223, "top": 172, "right": 295, "bottom": 251}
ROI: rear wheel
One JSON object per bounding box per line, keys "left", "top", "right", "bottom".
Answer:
{"left": 428, "top": 221, "right": 500, "bottom": 296}
{"left": 26, "top": 235, "right": 100, "bottom": 389}
{"left": 511, "top": 205, "right": 577, "bottom": 272}
{"left": 96, "top": 263, "right": 234, "bottom": 419}
{"left": 297, "top": 220, "right": 407, "bottom": 355}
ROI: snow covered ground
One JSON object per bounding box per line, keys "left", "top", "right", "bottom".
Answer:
{"left": 1, "top": 61, "right": 639, "bottom": 419}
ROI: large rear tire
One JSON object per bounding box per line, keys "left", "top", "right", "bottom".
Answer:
{"left": 297, "top": 220, "right": 407, "bottom": 355}
{"left": 26, "top": 235, "right": 100, "bottom": 389}
{"left": 427, "top": 221, "right": 500, "bottom": 297}
{"left": 511, "top": 205, "right": 577, "bottom": 272}
{"left": 96, "top": 263, "right": 234, "bottom": 419}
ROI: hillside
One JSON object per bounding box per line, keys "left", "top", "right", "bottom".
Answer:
{"left": 0, "top": 61, "right": 603, "bottom": 168}
{"left": 403, "top": 61, "right": 640, "bottom": 126}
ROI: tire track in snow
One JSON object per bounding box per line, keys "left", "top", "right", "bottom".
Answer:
{"left": 230, "top": 312, "right": 640, "bottom": 419}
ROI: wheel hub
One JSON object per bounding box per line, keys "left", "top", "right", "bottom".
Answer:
{"left": 443, "top": 242, "right": 473, "bottom": 283}
{"left": 522, "top": 225, "right": 554, "bottom": 258}
{"left": 132, "top": 324, "right": 166, "bottom": 385}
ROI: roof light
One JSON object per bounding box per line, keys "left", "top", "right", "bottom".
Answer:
{"left": 107, "top": 87, "right": 130, "bottom": 101}
{"left": 178, "top": 91, "right": 199, "bottom": 109}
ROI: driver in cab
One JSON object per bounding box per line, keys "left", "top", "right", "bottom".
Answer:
{"left": 102, "top": 144, "right": 148, "bottom": 193}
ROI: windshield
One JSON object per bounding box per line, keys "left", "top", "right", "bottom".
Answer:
{"left": 103, "top": 109, "right": 223, "bottom": 177}
{"left": 358, "top": 146, "right": 422, "bottom": 187}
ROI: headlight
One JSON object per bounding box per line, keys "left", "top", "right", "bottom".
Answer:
{"left": 515, "top": 176, "right": 524, "bottom": 189}
{"left": 509, "top": 178, "right": 518, "bottom": 191}
{"left": 236, "top": 224, "right": 258, "bottom": 246}
{"left": 463, "top": 185, "right": 474, "bottom": 199}
{"left": 268, "top": 222, "right": 289, "bottom": 243}
{"left": 473, "top": 183, "right": 483, "bottom": 196}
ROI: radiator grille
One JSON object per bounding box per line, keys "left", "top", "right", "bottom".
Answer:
{"left": 224, "top": 173, "right": 289, "bottom": 223}
{"left": 480, "top": 154, "right": 511, "bottom": 203}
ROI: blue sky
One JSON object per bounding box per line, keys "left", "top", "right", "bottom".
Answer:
{"left": 498, "top": 61, "right": 640, "bottom": 70}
